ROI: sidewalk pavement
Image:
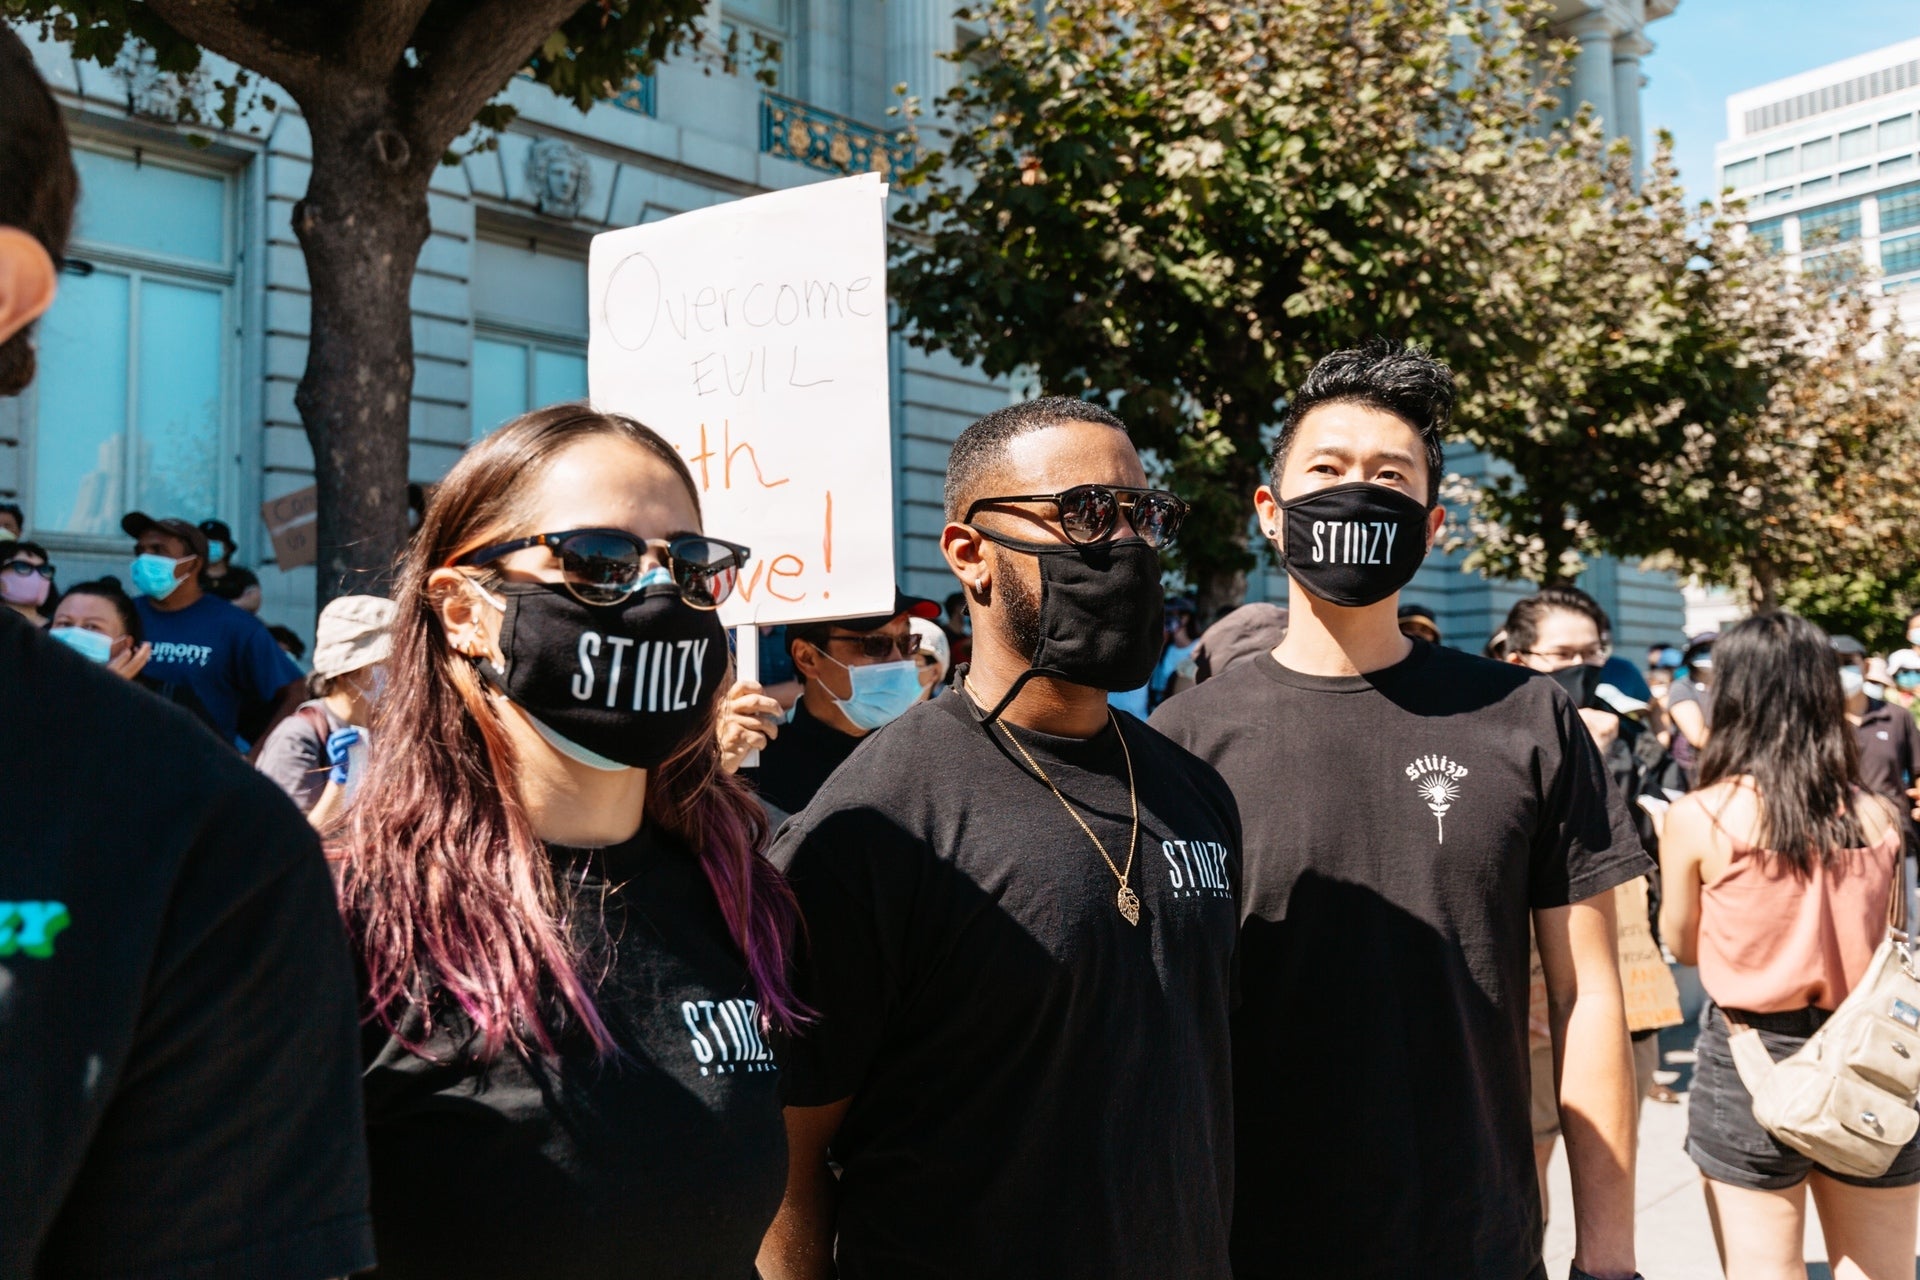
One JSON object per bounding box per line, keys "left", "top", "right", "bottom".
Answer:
{"left": 1541, "top": 1024, "right": 1920, "bottom": 1278}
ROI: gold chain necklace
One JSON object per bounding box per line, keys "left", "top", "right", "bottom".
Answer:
{"left": 979, "top": 689, "right": 1141, "bottom": 926}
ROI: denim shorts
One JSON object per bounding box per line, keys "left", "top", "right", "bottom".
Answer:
{"left": 1686, "top": 1001, "right": 1920, "bottom": 1191}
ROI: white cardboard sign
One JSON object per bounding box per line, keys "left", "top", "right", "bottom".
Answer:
{"left": 587, "top": 173, "right": 896, "bottom": 628}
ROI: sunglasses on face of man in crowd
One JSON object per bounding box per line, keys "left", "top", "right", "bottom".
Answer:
{"left": 964, "top": 483, "right": 1188, "bottom": 550}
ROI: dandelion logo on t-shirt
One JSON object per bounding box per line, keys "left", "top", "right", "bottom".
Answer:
{"left": 682, "top": 997, "right": 777, "bottom": 1077}
{"left": 1161, "top": 838, "right": 1232, "bottom": 901}
{"left": 1405, "top": 755, "right": 1469, "bottom": 844}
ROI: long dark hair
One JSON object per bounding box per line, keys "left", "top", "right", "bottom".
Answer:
{"left": 334, "top": 403, "right": 805, "bottom": 1061}
{"left": 1697, "top": 611, "right": 1869, "bottom": 876}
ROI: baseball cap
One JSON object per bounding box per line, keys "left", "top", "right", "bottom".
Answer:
{"left": 121, "top": 511, "right": 209, "bottom": 562}
{"left": 817, "top": 589, "right": 942, "bottom": 634}
{"left": 313, "top": 595, "right": 397, "bottom": 679}
{"left": 909, "top": 616, "right": 951, "bottom": 677}
{"left": 1830, "top": 634, "right": 1867, "bottom": 659}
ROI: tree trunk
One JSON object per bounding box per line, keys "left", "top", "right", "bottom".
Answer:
{"left": 1536, "top": 496, "right": 1575, "bottom": 587}
{"left": 1193, "top": 537, "right": 1249, "bottom": 627}
{"left": 292, "top": 106, "right": 431, "bottom": 608}
{"left": 1747, "top": 560, "right": 1781, "bottom": 612}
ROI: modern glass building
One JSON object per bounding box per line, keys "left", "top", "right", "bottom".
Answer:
{"left": 6, "top": 2, "right": 1684, "bottom": 654}
{"left": 1716, "top": 36, "right": 1920, "bottom": 323}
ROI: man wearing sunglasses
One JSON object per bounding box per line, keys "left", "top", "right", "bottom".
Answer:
{"left": 737, "top": 589, "right": 941, "bottom": 823}
{"left": 759, "top": 398, "right": 1241, "bottom": 1280}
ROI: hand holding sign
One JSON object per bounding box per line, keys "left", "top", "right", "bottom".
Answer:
{"left": 588, "top": 174, "right": 897, "bottom": 630}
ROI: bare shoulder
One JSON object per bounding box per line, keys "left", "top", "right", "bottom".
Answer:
{"left": 1667, "top": 779, "right": 1757, "bottom": 851}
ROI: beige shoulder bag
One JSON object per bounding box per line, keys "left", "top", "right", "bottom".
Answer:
{"left": 1725, "top": 846, "right": 1920, "bottom": 1179}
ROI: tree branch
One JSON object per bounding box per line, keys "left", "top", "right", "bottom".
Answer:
{"left": 143, "top": 0, "right": 328, "bottom": 100}
{"left": 401, "top": 0, "right": 585, "bottom": 161}
{"left": 340, "top": 0, "right": 437, "bottom": 80}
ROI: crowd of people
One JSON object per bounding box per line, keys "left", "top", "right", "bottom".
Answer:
{"left": 6, "top": 23, "right": 1920, "bottom": 1280}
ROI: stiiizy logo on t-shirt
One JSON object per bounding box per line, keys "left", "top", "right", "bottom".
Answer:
{"left": 1405, "top": 755, "right": 1470, "bottom": 844}
{"left": 1161, "top": 839, "right": 1232, "bottom": 901}
{"left": 683, "top": 997, "right": 777, "bottom": 1076}
{"left": 0, "top": 901, "right": 71, "bottom": 957}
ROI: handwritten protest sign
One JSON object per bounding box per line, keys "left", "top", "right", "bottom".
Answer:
{"left": 260, "top": 484, "right": 319, "bottom": 571}
{"left": 587, "top": 173, "right": 895, "bottom": 629}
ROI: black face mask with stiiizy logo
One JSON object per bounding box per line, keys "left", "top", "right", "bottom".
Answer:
{"left": 475, "top": 579, "right": 730, "bottom": 770}
{"left": 1277, "top": 482, "right": 1432, "bottom": 608}
{"left": 971, "top": 532, "right": 1165, "bottom": 723}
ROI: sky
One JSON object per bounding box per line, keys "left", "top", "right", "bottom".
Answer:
{"left": 1639, "top": 0, "right": 1920, "bottom": 200}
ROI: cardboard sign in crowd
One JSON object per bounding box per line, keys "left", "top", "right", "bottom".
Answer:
{"left": 587, "top": 173, "right": 898, "bottom": 635}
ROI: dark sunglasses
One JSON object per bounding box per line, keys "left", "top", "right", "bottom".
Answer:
{"left": 2, "top": 560, "right": 54, "bottom": 579}
{"left": 825, "top": 631, "right": 923, "bottom": 662}
{"left": 965, "top": 484, "right": 1188, "bottom": 549}
{"left": 455, "top": 528, "right": 751, "bottom": 610}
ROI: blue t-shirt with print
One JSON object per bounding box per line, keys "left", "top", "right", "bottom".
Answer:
{"left": 134, "top": 594, "right": 301, "bottom": 741}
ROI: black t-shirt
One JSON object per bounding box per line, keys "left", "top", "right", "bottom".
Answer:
{"left": 361, "top": 824, "right": 787, "bottom": 1279}
{"left": 743, "top": 693, "right": 865, "bottom": 822}
{"left": 1151, "top": 642, "right": 1648, "bottom": 1280}
{"left": 770, "top": 691, "right": 1242, "bottom": 1280}
{"left": 1856, "top": 697, "right": 1920, "bottom": 850}
{"left": 202, "top": 561, "right": 260, "bottom": 603}
{"left": 0, "top": 610, "right": 374, "bottom": 1279}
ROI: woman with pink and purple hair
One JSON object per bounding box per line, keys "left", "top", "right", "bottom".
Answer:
{"left": 333, "top": 404, "right": 806, "bottom": 1278}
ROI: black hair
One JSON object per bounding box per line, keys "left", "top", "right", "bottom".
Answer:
{"left": 1697, "top": 611, "right": 1875, "bottom": 878}
{"left": 944, "top": 396, "right": 1129, "bottom": 521}
{"left": 0, "top": 500, "right": 22, "bottom": 528}
{"left": 944, "top": 590, "right": 966, "bottom": 612}
{"left": 267, "top": 623, "right": 306, "bottom": 660}
{"left": 59, "top": 576, "right": 142, "bottom": 645}
{"left": 1270, "top": 340, "right": 1453, "bottom": 508}
{"left": 1502, "top": 585, "right": 1611, "bottom": 657}
{"left": 0, "top": 24, "right": 79, "bottom": 397}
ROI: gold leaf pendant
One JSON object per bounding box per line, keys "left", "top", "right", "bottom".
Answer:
{"left": 1117, "top": 884, "right": 1141, "bottom": 926}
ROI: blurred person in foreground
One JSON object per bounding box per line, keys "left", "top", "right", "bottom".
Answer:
{"left": 1661, "top": 612, "right": 1917, "bottom": 1280}
{"left": 0, "top": 26, "right": 372, "bottom": 1277}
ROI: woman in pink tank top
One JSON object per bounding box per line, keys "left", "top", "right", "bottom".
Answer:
{"left": 1660, "top": 611, "right": 1914, "bottom": 1280}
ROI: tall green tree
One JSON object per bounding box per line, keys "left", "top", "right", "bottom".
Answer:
{"left": 1443, "top": 125, "right": 1791, "bottom": 586}
{"left": 891, "top": 0, "right": 1569, "bottom": 616}
{"left": 7, "top": 0, "right": 708, "bottom": 605}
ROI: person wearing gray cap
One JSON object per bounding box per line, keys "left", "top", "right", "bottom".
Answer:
{"left": 255, "top": 595, "right": 397, "bottom": 826}
{"left": 123, "top": 509, "right": 303, "bottom": 745}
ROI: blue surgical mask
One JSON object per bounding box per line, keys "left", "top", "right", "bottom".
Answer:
{"left": 822, "top": 654, "right": 923, "bottom": 732}
{"left": 1840, "top": 666, "right": 1864, "bottom": 698}
{"left": 51, "top": 626, "right": 115, "bottom": 664}
{"left": 207, "top": 540, "right": 229, "bottom": 563}
{"left": 131, "top": 553, "right": 190, "bottom": 600}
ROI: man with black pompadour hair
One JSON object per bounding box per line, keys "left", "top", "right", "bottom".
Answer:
{"left": 1155, "top": 340, "right": 1647, "bottom": 1280}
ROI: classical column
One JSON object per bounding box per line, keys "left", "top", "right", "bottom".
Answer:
{"left": 1565, "top": 11, "right": 1616, "bottom": 130}
{"left": 1612, "top": 32, "right": 1651, "bottom": 174}
{"left": 885, "top": 0, "right": 946, "bottom": 112}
